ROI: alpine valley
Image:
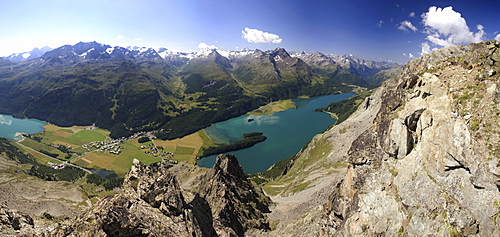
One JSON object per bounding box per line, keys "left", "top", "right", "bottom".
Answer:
{"left": 0, "top": 42, "right": 397, "bottom": 140}
{"left": 10, "top": 40, "right": 500, "bottom": 237}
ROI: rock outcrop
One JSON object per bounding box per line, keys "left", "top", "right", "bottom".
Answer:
{"left": 196, "top": 154, "right": 271, "bottom": 236}
{"left": 319, "top": 40, "right": 500, "bottom": 236}
{"left": 53, "top": 155, "right": 270, "bottom": 236}
{"left": 53, "top": 160, "right": 204, "bottom": 236}
{"left": 0, "top": 204, "right": 35, "bottom": 235}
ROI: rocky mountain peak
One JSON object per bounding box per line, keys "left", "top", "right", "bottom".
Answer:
{"left": 51, "top": 156, "right": 271, "bottom": 236}
{"left": 53, "top": 160, "right": 205, "bottom": 236}
{"left": 270, "top": 48, "right": 291, "bottom": 58}
{"left": 195, "top": 154, "right": 271, "bottom": 236}
{"left": 293, "top": 51, "right": 339, "bottom": 68}
{"left": 212, "top": 154, "right": 246, "bottom": 179}
{"left": 2, "top": 46, "right": 52, "bottom": 61}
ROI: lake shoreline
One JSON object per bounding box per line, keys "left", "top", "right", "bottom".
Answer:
{"left": 0, "top": 114, "right": 47, "bottom": 141}
{"left": 198, "top": 92, "right": 355, "bottom": 174}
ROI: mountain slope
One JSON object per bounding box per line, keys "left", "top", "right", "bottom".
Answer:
{"left": 0, "top": 59, "right": 168, "bottom": 132}
{"left": 257, "top": 40, "right": 500, "bottom": 236}
{"left": 365, "top": 65, "right": 402, "bottom": 86}
{"left": 0, "top": 42, "right": 397, "bottom": 139}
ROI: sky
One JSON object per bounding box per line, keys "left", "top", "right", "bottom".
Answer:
{"left": 1, "top": 0, "right": 500, "bottom": 63}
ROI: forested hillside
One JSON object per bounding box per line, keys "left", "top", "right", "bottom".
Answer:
{"left": 0, "top": 42, "right": 397, "bottom": 139}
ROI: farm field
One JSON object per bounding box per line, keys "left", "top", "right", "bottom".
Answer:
{"left": 72, "top": 140, "right": 162, "bottom": 177}
{"left": 20, "top": 124, "right": 215, "bottom": 177}
{"left": 152, "top": 130, "right": 210, "bottom": 163}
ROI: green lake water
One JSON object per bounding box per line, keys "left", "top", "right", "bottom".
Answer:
{"left": 0, "top": 114, "right": 47, "bottom": 140}
{"left": 198, "top": 92, "right": 355, "bottom": 174}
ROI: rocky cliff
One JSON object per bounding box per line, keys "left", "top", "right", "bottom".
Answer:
{"left": 317, "top": 40, "right": 500, "bottom": 236}
{"left": 246, "top": 40, "right": 500, "bottom": 236}
{"left": 52, "top": 154, "right": 270, "bottom": 237}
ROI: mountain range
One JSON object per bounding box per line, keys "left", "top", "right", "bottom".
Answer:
{"left": 2, "top": 40, "right": 500, "bottom": 236}
{"left": 0, "top": 41, "right": 399, "bottom": 139}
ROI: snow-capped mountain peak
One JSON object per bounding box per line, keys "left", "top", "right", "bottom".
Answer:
{"left": 3, "top": 47, "right": 53, "bottom": 61}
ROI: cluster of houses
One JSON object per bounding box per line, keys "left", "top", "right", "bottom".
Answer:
{"left": 140, "top": 143, "right": 178, "bottom": 163}
{"left": 83, "top": 140, "right": 123, "bottom": 154}
{"left": 47, "top": 162, "right": 65, "bottom": 170}
{"left": 85, "top": 123, "right": 98, "bottom": 130}
{"left": 129, "top": 131, "right": 157, "bottom": 140}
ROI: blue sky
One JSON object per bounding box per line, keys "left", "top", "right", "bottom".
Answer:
{"left": 1, "top": 0, "right": 500, "bottom": 63}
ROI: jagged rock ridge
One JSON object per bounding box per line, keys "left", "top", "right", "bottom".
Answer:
{"left": 53, "top": 154, "right": 270, "bottom": 236}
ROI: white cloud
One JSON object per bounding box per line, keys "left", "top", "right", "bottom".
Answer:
{"left": 242, "top": 27, "right": 282, "bottom": 44}
{"left": 116, "top": 35, "right": 125, "bottom": 40}
{"left": 420, "top": 42, "right": 432, "bottom": 56}
{"left": 409, "top": 12, "right": 416, "bottom": 17}
{"left": 377, "top": 20, "right": 384, "bottom": 28}
{"left": 495, "top": 34, "right": 500, "bottom": 41}
{"left": 397, "top": 21, "right": 418, "bottom": 32}
{"left": 422, "top": 6, "right": 485, "bottom": 48}
{"left": 409, "top": 53, "right": 415, "bottom": 58}
{"left": 134, "top": 38, "right": 142, "bottom": 41}
{"left": 198, "top": 42, "right": 218, "bottom": 50}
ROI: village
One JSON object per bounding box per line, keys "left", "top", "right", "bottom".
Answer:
{"left": 22, "top": 123, "right": 181, "bottom": 172}
{"left": 79, "top": 127, "right": 178, "bottom": 164}
{"left": 82, "top": 139, "right": 123, "bottom": 154}
{"left": 140, "top": 143, "right": 178, "bottom": 164}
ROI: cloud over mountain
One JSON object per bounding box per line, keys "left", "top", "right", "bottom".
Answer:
{"left": 198, "top": 42, "right": 218, "bottom": 50}
{"left": 242, "top": 27, "right": 282, "bottom": 44}
{"left": 420, "top": 42, "right": 432, "bottom": 56}
{"left": 422, "top": 6, "right": 485, "bottom": 48}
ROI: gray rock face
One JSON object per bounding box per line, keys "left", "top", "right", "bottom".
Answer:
{"left": 0, "top": 204, "right": 34, "bottom": 234}
{"left": 319, "top": 41, "right": 500, "bottom": 236}
{"left": 53, "top": 161, "right": 205, "bottom": 237}
{"left": 196, "top": 154, "right": 271, "bottom": 237}
{"left": 53, "top": 155, "right": 270, "bottom": 237}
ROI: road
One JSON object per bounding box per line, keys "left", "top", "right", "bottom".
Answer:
{"left": 15, "top": 141, "right": 93, "bottom": 174}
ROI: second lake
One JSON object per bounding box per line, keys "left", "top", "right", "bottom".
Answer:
{"left": 198, "top": 92, "right": 355, "bottom": 174}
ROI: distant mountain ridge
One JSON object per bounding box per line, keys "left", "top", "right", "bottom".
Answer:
{"left": 2, "top": 46, "right": 52, "bottom": 61}
{"left": 3, "top": 42, "right": 398, "bottom": 79}
{"left": 0, "top": 41, "right": 400, "bottom": 139}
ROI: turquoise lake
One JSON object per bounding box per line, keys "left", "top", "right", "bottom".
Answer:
{"left": 198, "top": 92, "right": 355, "bottom": 174}
{"left": 0, "top": 114, "right": 47, "bottom": 141}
